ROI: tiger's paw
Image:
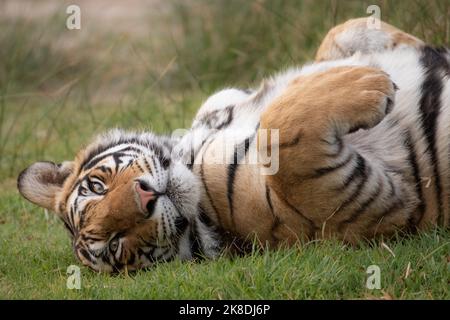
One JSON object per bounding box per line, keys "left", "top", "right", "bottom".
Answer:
{"left": 262, "top": 66, "right": 397, "bottom": 144}
{"left": 294, "top": 66, "right": 398, "bottom": 135}
{"left": 342, "top": 66, "right": 397, "bottom": 133}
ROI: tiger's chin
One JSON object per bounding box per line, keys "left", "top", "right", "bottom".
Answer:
{"left": 159, "top": 158, "right": 220, "bottom": 258}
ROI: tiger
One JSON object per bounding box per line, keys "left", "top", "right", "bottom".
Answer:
{"left": 18, "top": 18, "right": 449, "bottom": 272}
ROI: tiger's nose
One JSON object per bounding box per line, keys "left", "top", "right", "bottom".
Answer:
{"left": 135, "top": 180, "right": 163, "bottom": 216}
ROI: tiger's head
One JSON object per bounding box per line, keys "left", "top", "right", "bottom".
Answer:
{"left": 17, "top": 129, "right": 218, "bottom": 272}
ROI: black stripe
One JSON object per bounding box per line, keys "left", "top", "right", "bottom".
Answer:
{"left": 90, "top": 175, "right": 105, "bottom": 183}
{"left": 419, "top": 46, "right": 445, "bottom": 225}
{"left": 81, "top": 234, "right": 103, "bottom": 242}
{"left": 276, "top": 192, "right": 318, "bottom": 238}
{"left": 80, "top": 136, "right": 167, "bottom": 168}
{"left": 161, "top": 157, "right": 171, "bottom": 169}
{"left": 266, "top": 185, "right": 282, "bottom": 241}
{"left": 78, "top": 247, "right": 96, "bottom": 264}
{"left": 312, "top": 151, "right": 354, "bottom": 179}
{"left": 278, "top": 136, "right": 300, "bottom": 149}
{"left": 270, "top": 215, "right": 282, "bottom": 242}
{"left": 138, "top": 235, "right": 155, "bottom": 249}
{"left": 161, "top": 212, "right": 168, "bottom": 239}
{"left": 141, "top": 245, "right": 157, "bottom": 262}
{"left": 75, "top": 137, "right": 161, "bottom": 181}
{"left": 265, "top": 184, "right": 274, "bottom": 215}
{"left": 78, "top": 206, "right": 87, "bottom": 230}
{"left": 64, "top": 179, "right": 82, "bottom": 212}
{"left": 196, "top": 105, "right": 235, "bottom": 130}
{"left": 371, "top": 198, "right": 404, "bottom": 227}
{"left": 69, "top": 204, "right": 76, "bottom": 231}
{"left": 116, "top": 243, "right": 125, "bottom": 263}
{"left": 100, "top": 253, "right": 111, "bottom": 267}
{"left": 174, "top": 216, "right": 188, "bottom": 235}
{"left": 199, "top": 141, "right": 222, "bottom": 227}
{"left": 152, "top": 247, "right": 171, "bottom": 262}
{"left": 136, "top": 162, "right": 145, "bottom": 173}
{"left": 226, "top": 134, "right": 255, "bottom": 225}
{"left": 98, "top": 165, "right": 112, "bottom": 174}
{"left": 334, "top": 155, "right": 370, "bottom": 216}
{"left": 404, "top": 131, "right": 426, "bottom": 226}
{"left": 111, "top": 259, "right": 124, "bottom": 272}
{"left": 63, "top": 220, "right": 75, "bottom": 237}
{"left": 336, "top": 153, "right": 366, "bottom": 191}
{"left": 186, "top": 149, "right": 195, "bottom": 170}
{"left": 189, "top": 222, "right": 203, "bottom": 259}
{"left": 143, "top": 158, "right": 153, "bottom": 173}
{"left": 112, "top": 153, "right": 125, "bottom": 173}
{"left": 127, "top": 251, "right": 136, "bottom": 266}
{"left": 216, "top": 106, "right": 234, "bottom": 130}
{"left": 120, "top": 158, "right": 134, "bottom": 172}
{"left": 186, "top": 136, "right": 210, "bottom": 170}
{"left": 198, "top": 205, "right": 215, "bottom": 227}
{"left": 338, "top": 175, "right": 383, "bottom": 231}
{"left": 83, "top": 146, "right": 142, "bottom": 170}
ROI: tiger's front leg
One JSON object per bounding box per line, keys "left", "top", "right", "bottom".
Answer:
{"left": 260, "top": 66, "right": 418, "bottom": 242}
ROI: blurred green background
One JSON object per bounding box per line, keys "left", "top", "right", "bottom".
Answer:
{"left": 1, "top": 0, "right": 450, "bottom": 183}
{"left": 0, "top": 0, "right": 449, "bottom": 299}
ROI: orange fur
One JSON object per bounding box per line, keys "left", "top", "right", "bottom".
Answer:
{"left": 316, "top": 18, "right": 423, "bottom": 62}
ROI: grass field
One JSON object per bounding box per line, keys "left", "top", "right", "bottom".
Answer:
{"left": 0, "top": 0, "right": 449, "bottom": 299}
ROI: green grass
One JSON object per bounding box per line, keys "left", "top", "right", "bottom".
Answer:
{"left": 1, "top": 186, "right": 448, "bottom": 299}
{"left": 0, "top": 0, "right": 449, "bottom": 299}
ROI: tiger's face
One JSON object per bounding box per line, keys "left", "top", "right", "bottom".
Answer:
{"left": 18, "top": 130, "right": 217, "bottom": 272}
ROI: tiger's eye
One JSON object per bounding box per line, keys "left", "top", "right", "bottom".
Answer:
{"left": 109, "top": 238, "right": 119, "bottom": 253}
{"left": 88, "top": 180, "right": 105, "bottom": 194}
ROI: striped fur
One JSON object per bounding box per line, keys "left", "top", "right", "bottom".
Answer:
{"left": 18, "top": 131, "right": 219, "bottom": 272}
{"left": 184, "top": 20, "right": 449, "bottom": 247}
{"left": 17, "top": 19, "right": 449, "bottom": 272}
{"left": 193, "top": 46, "right": 450, "bottom": 245}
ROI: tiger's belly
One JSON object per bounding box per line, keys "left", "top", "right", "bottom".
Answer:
{"left": 193, "top": 136, "right": 322, "bottom": 245}
{"left": 186, "top": 45, "right": 450, "bottom": 246}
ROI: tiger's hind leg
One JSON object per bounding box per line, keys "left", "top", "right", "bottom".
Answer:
{"left": 260, "top": 66, "right": 419, "bottom": 243}
{"left": 315, "top": 17, "right": 424, "bottom": 62}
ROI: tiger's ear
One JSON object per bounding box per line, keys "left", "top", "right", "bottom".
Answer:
{"left": 17, "top": 161, "right": 74, "bottom": 211}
